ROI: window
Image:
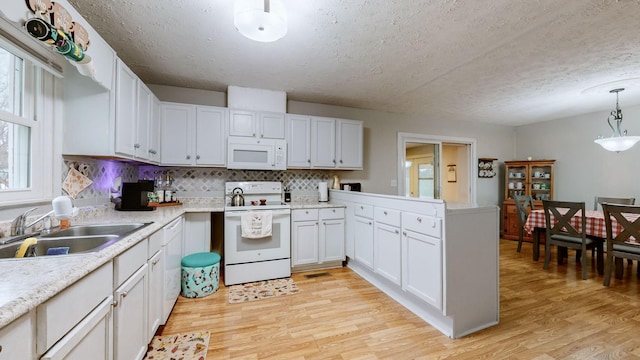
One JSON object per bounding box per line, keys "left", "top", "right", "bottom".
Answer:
{"left": 0, "top": 36, "right": 58, "bottom": 205}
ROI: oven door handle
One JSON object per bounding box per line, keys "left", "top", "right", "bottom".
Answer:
{"left": 224, "top": 209, "right": 291, "bottom": 218}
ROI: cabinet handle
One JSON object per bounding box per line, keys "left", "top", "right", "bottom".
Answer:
{"left": 186, "top": 155, "right": 191, "bottom": 160}
{"left": 333, "top": 159, "right": 336, "bottom": 163}
{"left": 332, "top": 209, "right": 335, "bottom": 212}
{"left": 432, "top": 222, "right": 436, "bottom": 228}
{"left": 307, "top": 159, "right": 311, "bottom": 163}
{"left": 395, "top": 229, "right": 399, "bottom": 234}
{"left": 417, "top": 217, "right": 422, "bottom": 223}
{"left": 152, "top": 258, "right": 160, "bottom": 265}
{"left": 360, "top": 206, "right": 364, "bottom": 209}
{"left": 384, "top": 211, "right": 387, "bottom": 215}
{"left": 340, "top": 160, "right": 343, "bottom": 163}
{"left": 402, "top": 231, "right": 407, "bottom": 236}
{"left": 323, "top": 222, "right": 327, "bottom": 225}
{"left": 196, "top": 155, "right": 201, "bottom": 160}
{"left": 253, "top": 133, "right": 256, "bottom": 137}
{"left": 315, "top": 222, "right": 318, "bottom": 225}
{"left": 260, "top": 134, "right": 263, "bottom": 138}
{"left": 134, "top": 143, "right": 140, "bottom": 149}
{"left": 305, "top": 210, "right": 308, "bottom": 214}
{"left": 121, "top": 291, "right": 128, "bottom": 298}
{"left": 112, "top": 299, "right": 118, "bottom": 307}
{"left": 368, "top": 221, "right": 372, "bottom": 225}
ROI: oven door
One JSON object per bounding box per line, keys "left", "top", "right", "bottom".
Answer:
{"left": 224, "top": 209, "right": 291, "bottom": 264}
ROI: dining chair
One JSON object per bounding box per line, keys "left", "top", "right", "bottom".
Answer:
{"left": 542, "top": 200, "right": 603, "bottom": 280}
{"left": 514, "top": 194, "right": 535, "bottom": 253}
{"left": 594, "top": 196, "right": 635, "bottom": 210}
{"left": 602, "top": 204, "right": 640, "bottom": 286}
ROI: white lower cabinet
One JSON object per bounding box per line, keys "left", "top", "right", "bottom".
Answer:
{"left": 183, "top": 212, "right": 211, "bottom": 256}
{"left": 291, "top": 207, "right": 345, "bottom": 270}
{"left": 147, "top": 230, "right": 164, "bottom": 342}
{"left": 374, "top": 222, "right": 402, "bottom": 285}
{"left": 162, "top": 216, "right": 184, "bottom": 324}
{"left": 41, "top": 296, "right": 113, "bottom": 360}
{"left": 0, "top": 311, "right": 35, "bottom": 360}
{"left": 401, "top": 212, "right": 442, "bottom": 310}
{"left": 113, "top": 239, "right": 149, "bottom": 360}
{"left": 354, "top": 204, "right": 374, "bottom": 270}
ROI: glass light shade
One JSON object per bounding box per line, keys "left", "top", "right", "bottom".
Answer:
{"left": 234, "top": 0, "right": 287, "bottom": 42}
{"left": 594, "top": 136, "right": 640, "bottom": 152}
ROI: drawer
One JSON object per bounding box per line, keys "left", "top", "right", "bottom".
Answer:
{"left": 148, "top": 230, "right": 163, "bottom": 257}
{"left": 354, "top": 203, "right": 373, "bottom": 219}
{"left": 37, "top": 262, "right": 113, "bottom": 354}
{"left": 402, "top": 212, "right": 441, "bottom": 239}
{"left": 320, "top": 207, "right": 344, "bottom": 220}
{"left": 114, "top": 238, "right": 148, "bottom": 288}
{"left": 505, "top": 204, "right": 517, "bottom": 214}
{"left": 374, "top": 207, "right": 400, "bottom": 227}
{"left": 292, "top": 208, "right": 319, "bottom": 222}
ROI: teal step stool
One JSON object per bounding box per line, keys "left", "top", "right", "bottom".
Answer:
{"left": 180, "top": 252, "right": 221, "bottom": 298}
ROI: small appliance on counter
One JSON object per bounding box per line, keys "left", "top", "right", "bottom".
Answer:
{"left": 115, "top": 181, "right": 155, "bottom": 211}
{"left": 340, "top": 183, "right": 361, "bottom": 192}
{"left": 318, "top": 182, "right": 329, "bottom": 202}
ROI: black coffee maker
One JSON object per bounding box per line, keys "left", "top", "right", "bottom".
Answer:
{"left": 116, "top": 181, "right": 155, "bottom": 211}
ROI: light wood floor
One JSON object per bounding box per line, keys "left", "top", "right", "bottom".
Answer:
{"left": 158, "top": 240, "right": 640, "bottom": 359}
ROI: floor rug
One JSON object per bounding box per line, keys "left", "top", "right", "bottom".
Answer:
{"left": 144, "top": 330, "right": 209, "bottom": 360}
{"left": 228, "top": 278, "right": 300, "bottom": 303}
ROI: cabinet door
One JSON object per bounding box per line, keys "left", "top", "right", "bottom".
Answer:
{"left": 286, "top": 114, "right": 311, "bottom": 168}
{"left": 311, "top": 117, "right": 336, "bottom": 167}
{"left": 114, "top": 264, "right": 148, "bottom": 360}
{"left": 0, "top": 311, "right": 35, "bottom": 360}
{"left": 292, "top": 220, "right": 319, "bottom": 266}
{"left": 228, "top": 109, "right": 256, "bottom": 137}
{"left": 161, "top": 103, "right": 195, "bottom": 165}
{"left": 259, "top": 112, "right": 285, "bottom": 139}
{"left": 41, "top": 296, "right": 113, "bottom": 360}
{"left": 148, "top": 95, "right": 161, "bottom": 163}
{"left": 196, "top": 106, "right": 227, "bottom": 166}
{"left": 135, "top": 82, "right": 152, "bottom": 160}
{"left": 374, "top": 222, "right": 402, "bottom": 285}
{"left": 402, "top": 230, "right": 442, "bottom": 310}
{"left": 321, "top": 218, "right": 345, "bottom": 263}
{"left": 114, "top": 59, "right": 138, "bottom": 157}
{"left": 336, "top": 119, "right": 363, "bottom": 169}
{"left": 147, "top": 250, "right": 164, "bottom": 343}
{"left": 354, "top": 216, "right": 374, "bottom": 270}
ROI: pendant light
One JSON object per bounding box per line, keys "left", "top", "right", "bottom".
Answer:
{"left": 234, "top": 0, "right": 287, "bottom": 43}
{"left": 594, "top": 88, "right": 640, "bottom": 152}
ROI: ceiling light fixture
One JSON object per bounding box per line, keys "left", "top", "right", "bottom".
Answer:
{"left": 234, "top": 0, "right": 287, "bottom": 43}
{"left": 594, "top": 88, "right": 640, "bottom": 152}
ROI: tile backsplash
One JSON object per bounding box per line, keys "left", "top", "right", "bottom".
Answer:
{"left": 63, "top": 157, "right": 333, "bottom": 203}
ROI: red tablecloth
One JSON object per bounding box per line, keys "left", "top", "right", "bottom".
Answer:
{"left": 524, "top": 209, "right": 639, "bottom": 239}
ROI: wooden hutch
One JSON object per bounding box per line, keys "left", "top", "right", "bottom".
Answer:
{"left": 502, "top": 160, "right": 555, "bottom": 241}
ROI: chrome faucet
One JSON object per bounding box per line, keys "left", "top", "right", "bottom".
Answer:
{"left": 10, "top": 207, "right": 53, "bottom": 236}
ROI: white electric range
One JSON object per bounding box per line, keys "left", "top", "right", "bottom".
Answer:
{"left": 224, "top": 181, "right": 291, "bottom": 285}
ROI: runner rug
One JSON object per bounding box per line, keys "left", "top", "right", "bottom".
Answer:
{"left": 144, "top": 330, "right": 209, "bottom": 360}
{"left": 228, "top": 278, "right": 300, "bottom": 303}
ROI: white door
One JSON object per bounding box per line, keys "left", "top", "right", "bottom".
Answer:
{"left": 115, "top": 59, "right": 138, "bottom": 157}
{"left": 259, "top": 112, "right": 286, "bottom": 139}
{"left": 286, "top": 114, "right": 311, "bottom": 168}
{"left": 0, "top": 312, "right": 35, "bottom": 360}
{"left": 114, "top": 264, "right": 148, "bottom": 360}
{"left": 149, "top": 96, "right": 161, "bottom": 163}
{"left": 183, "top": 212, "right": 211, "bottom": 256}
{"left": 374, "top": 222, "right": 402, "bottom": 285}
{"left": 41, "top": 296, "right": 113, "bottom": 360}
{"left": 196, "top": 106, "right": 227, "bottom": 166}
{"left": 336, "top": 119, "right": 363, "bottom": 169}
{"left": 228, "top": 109, "right": 256, "bottom": 137}
{"left": 161, "top": 103, "right": 195, "bottom": 165}
{"left": 135, "top": 82, "right": 151, "bottom": 160}
{"left": 354, "top": 216, "right": 374, "bottom": 270}
{"left": 291, "top": 220, "right": 319, "bottom": 266}
{"left": 311, "top": 117, "right": 336, "bottom": 168}
{"left": 321, "top": 219, "right": 345, "bottom": 263}
{"left": 402, "top": 230, "right": 442, "bottom": 309}
{"left": 147, "top": 250, "right": 164, "bottom": 343}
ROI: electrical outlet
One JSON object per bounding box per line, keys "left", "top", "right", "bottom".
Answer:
{"left": 390, "top": 179, "right": 397, "bottom": 187}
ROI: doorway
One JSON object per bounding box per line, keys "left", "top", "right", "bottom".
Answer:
{"left": 397, "top": 133, "right": 476, "bottom": 204}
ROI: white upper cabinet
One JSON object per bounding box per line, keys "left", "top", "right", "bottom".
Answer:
{"left": 149, "top": 96, "right": 161, "bottom": 163}
{"left": 286, "top": 114, "right": 312, "bottom": 168}
{"left": 229, "top": 109, "right": 285, "bottom": 139}
{"left": 114, "top": 59, "right": 138, "bottom": 157}
{"left": 311, "top": 117, "right": 337, "bottom": 168}
{"left": 161, "top": 102, "right": 227, "bottom": 166}
{"left": 336, "top": 119, "right": 363, "bottom": 169}
{"left": 135, "top": 82, "right": 152, "bottom": 161}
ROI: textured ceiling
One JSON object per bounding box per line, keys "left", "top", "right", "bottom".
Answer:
{"left": 68, "top": 0, "right": 640, "bottom": 126}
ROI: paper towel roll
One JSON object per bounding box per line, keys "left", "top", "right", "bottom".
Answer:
{"left": 318, "top": 182, "right": 329, "bottom": 202}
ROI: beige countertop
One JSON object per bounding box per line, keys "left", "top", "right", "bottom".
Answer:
{"left": 0, "top": 198, "right": 346, "bottom": 328}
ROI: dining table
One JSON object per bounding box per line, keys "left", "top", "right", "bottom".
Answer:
{"left": 524, "top": 209, "right": 624, "bottom": 261}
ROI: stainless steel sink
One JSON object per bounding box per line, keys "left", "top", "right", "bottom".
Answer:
{"left": 0, "top": 222, "right": 152, "bottom": 259}
{"left": 40, "top": 222, "right": 151, "bottom": 238}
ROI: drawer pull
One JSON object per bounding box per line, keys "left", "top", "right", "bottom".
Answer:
{"left": 384, "top": 211, "right": 387, "bottom": 215}
{"left": 332, "top": 209, "right": 336, "bottom": 212}
{"left": 368, "top": 221, "right": 372, "bottom": 225}
{"left": 395, "top": 229, "right": 399, "bottom": 234}
{"left": 417, "top": 217, "right": 422, "bottom": 223}
{"left": 152, "top": 258, "right": 160, "bottom": 266}
{"left": 121, "top": 291, "right": 128, "bottom": 299}
{"left": 360, "top": 206, "right": 364, "bottom": 209}
{"left": 402, "top": 231, "right": 407, "bottom": 236}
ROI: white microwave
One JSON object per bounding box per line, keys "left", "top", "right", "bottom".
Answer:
{"left": 227, "top": 137, "right": 287, "bottom": 170}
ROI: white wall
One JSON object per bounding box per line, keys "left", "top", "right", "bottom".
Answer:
{"left": 516, "top": 104, "right": 640, "bottom": 206}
